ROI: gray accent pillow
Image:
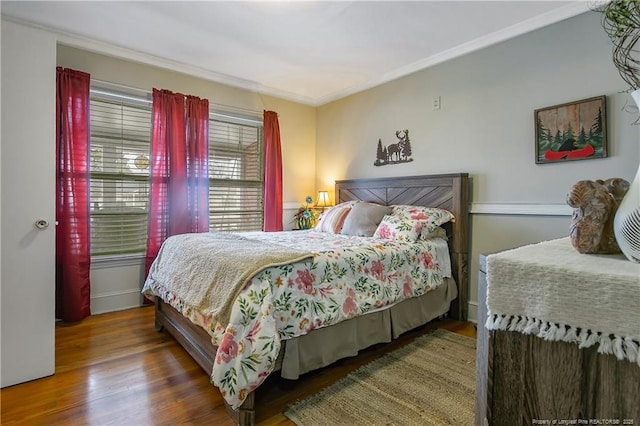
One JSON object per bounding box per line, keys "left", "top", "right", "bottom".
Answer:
{"left": 340, "top": 202, "right": 392, "bottom": 237}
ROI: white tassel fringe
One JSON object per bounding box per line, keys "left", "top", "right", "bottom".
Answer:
{"left": 484, "top": 312, "right": 639, "bottom": 364}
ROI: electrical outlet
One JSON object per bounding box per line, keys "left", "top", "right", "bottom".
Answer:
{"left": 432, "top": 96, "right": 441, "bottom": 111}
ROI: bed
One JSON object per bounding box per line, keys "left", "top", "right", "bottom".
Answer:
{"left": 144, "top": 173, "right": 469, "bottom": 426}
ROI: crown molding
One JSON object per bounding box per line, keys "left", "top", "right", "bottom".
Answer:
{"left": 3, "top": 2, "right": 591, "bottom": 107}
{"left": 314, "top": 2, "right": 591, "bottom": 106}
{"left": 1, "top": 14, "right": 318, "bottom": 106}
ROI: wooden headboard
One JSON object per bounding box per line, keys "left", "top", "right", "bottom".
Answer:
{"left": 335, "top": 173, "right": 470, "bottom": 321}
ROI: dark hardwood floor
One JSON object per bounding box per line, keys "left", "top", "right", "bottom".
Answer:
{"left": 0, "top": 306, "right": 476, "bottom": 425}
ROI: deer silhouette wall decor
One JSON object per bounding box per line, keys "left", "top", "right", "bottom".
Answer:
{"left": 374, "top": 129, "right": 414, "bottom": 167}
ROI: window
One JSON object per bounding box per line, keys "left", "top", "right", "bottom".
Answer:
{"left": 208, "top": 117, "right": 264, "bottom": 232}
{"left": 89, "top": 91, "right": 152, "bottom": 256}
{"left": 89, "top": 87, "right": 264, "bottom": 257}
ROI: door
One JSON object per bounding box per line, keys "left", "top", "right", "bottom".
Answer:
{"left": 1, "top": 20, "right": 57, "bottom": 387}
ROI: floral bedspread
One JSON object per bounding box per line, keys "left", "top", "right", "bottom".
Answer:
{"left": 142, "top": 230, "right": 450, "bottom": 409}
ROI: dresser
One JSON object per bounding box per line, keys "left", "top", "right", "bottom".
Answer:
{"left": 475, "top": 242, "right": 640, "bottom": 426}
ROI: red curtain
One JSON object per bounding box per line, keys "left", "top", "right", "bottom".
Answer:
{"left": 263, "top": 110, "right": 283, "bottom": 231}
{"left": 186, "top": 95, "right": 210, "bottom": 233}
{"left": 56, "top": 67, "right": 91, "bottom": 323}
{"left": 145, "top": 89, "right": 209, "bottom": 277}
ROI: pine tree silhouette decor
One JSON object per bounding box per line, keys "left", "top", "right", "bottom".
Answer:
{"left": 374, "top": 129, "right": 414, "bottom": 166}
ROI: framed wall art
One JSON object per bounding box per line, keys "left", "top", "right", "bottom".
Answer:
{"left": 535, "top": 95, "right": 607, "bottom": 164}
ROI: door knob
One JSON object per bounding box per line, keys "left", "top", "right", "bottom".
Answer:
{"left": 34, "top": 219, "right": 49, "bottom": 230}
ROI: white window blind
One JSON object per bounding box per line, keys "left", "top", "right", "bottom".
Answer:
{"left": 208, "top": 119, "right": 264, "bottom": 232}
{"left": 89, "top": 93, "right": 152, "bottom": 256}
{"left": 89, "top": 85, "right": 264, "bottom": 257}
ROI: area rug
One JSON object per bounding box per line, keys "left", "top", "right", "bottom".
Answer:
{"left": 284, "top": 329, "right": 476, "bottom": 426}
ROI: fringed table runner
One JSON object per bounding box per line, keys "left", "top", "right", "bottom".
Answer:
{"left": 486, "top": 237, "right": 640, "bottom": 365}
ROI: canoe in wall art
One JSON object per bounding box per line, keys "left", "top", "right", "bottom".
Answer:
{"left": 534, "top": 95, "right": 607, "bottom": 164}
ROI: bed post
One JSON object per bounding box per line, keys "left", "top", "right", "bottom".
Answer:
{"left": 448, "top": 174, "right": 469, "bottom": 321}
{"left": 225, "top": 394, "right": 255, "bottom": 426}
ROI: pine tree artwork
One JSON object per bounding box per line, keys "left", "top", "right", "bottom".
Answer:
{"left": 373, "top": 130, "right": 414, "bottom": 166}
{"left": 534, "top": 96, "right": 607, "bottom": 164}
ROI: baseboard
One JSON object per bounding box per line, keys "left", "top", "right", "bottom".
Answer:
{"left": 467, "top": 301, "right": 478, "bottom": 325}
{"left": 91, "top": 289, "right": 142, "bottom": 315}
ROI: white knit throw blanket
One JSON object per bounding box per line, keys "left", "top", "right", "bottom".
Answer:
{"left": 486, "top": 237, "right": 640, "bottom": 365}
{"left": 146, "top": 232, "right": 313, "bottom": 327}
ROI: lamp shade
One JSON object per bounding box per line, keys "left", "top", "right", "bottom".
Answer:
{"left": 316, "top": 191, "right": 330, "bottom": 208}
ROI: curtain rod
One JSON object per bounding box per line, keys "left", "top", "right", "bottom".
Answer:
{"left": 90, "top": 79, "right": 263, "bottom": 125}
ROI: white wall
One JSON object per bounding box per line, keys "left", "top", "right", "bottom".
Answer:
{"left": 1, "top": 19, "right": 57, "bottom": 387}
{"left": 316, "top": 12, "right": 640, "bottom": 322}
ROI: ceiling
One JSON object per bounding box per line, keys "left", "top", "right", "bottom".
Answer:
{"left": 1, "top": 1, "right": 591, "bottom": 106}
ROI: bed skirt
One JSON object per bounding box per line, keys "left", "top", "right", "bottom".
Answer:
{"left": 280, "top": 277, "right": 457, "bottom": 379}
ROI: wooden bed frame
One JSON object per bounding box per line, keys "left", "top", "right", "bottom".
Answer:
{"left": 153, "top": 173, "right": 470, "bottom": 425}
